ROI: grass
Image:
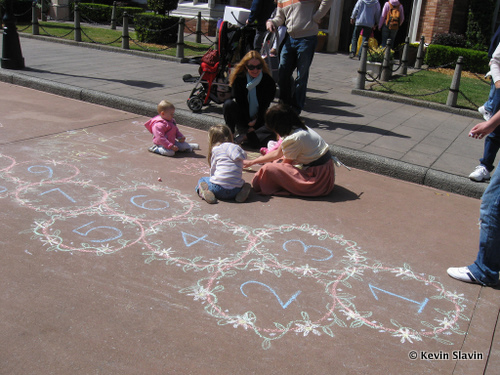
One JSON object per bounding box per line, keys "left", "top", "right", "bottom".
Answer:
{"left": 371, "top": 69, "right": 490, "bottom": 110}
{"left": 17, "top": 21, "right": 211, "bottom": 58}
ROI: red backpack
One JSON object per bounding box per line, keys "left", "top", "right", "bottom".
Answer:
{"left": 386, "top": 4, "right": 401, "bottom": 30}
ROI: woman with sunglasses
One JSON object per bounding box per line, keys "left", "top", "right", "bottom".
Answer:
{"left": 223, "top": 50, "right": 277, "bottom": 148}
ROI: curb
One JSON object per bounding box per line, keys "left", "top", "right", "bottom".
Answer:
{"left": 351, "top": 88, "right": 483, "bottom": 120}
{"left": 0, "top": 70, "right": 487, "bottom": 200}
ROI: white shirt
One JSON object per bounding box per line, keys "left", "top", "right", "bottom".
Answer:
{"left": 210, "top": 142, "right": 246, "bottom": 189}
{"left": 281, "top": 126, "right": 330, "bottom": 165}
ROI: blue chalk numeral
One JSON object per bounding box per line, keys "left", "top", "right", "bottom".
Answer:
{"left": 73, "top": 221, "right": 123, "bottom": 243}
{"left": 181, "top": 231, "right": 221, "bottom": 247}
{"left": 130, "top": 195, "right": 169, "bottom": 210}
{"left": 39, "top": 187, "right": 76, "bottom": 202}
{"left": 240, "top": 281, "right": 301, "bottom": 309}
{"left": 369, "top": 284, "right": 429, "bottom": 314}
{"left": 283, "top": 239, "right": 333, "bottom": 261}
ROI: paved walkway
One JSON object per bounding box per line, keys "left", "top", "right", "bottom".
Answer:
{"left": 0, "top": 33, "right": 491, "bottom": 198}
{"left": 1, "top": 77, "right": 499, "bottom": 375}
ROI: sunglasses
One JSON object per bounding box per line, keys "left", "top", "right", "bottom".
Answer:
{"left": 247, "top": 64, "right": 263, "bottom": 71}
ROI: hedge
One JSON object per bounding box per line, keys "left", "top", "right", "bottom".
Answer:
{"left": 75, "top": 3, "right": 143, "bottom": 24}
{"left": 133, "top": 13, "right": 179, "bottom": 44}
{"left": 424, "top": 44, "right": 489, "bottom": 74}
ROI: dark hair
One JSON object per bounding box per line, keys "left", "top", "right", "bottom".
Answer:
{"left": 265, "top": 104, "right": 307, "bottom": 137}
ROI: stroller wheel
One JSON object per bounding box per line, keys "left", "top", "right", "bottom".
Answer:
{"left": 187, "top": 96, "right": 203, "bottom": 112}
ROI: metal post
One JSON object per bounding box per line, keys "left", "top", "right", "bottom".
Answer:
{"left": 415, "top": 35, "right": 425, "bottom": 69}
{"left": 176, "top": 18, "right": 185, "bottom": 59}
{"left": 32, "top": 1, "right": 39, "bottom": 35}
{"left": 111, "top": 1, "right": 116, "bottom": 30}
{"left": 446, "top": 56, "right": 463, "bottom": 107}
{"left": 122, "top": 12, "right": 129, "bottom": 49}
{"left": 380, "top": 40, "right": 392, "bottom": 81}
{"left": 399, "top": 37, "right": 409, "bottom": 75}
{"left": 196, "top": 11, "right": 202, "bottom": 44}
{"left": 74, "top": 2, "right": 81, "bottom": 42}
{"left": 1, "top": 0, "right": 25, "bottom": 69}
{"left": 355, "top": 41, "right": 368, "bottom": 90}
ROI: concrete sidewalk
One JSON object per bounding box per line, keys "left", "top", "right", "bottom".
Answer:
{"left": 1, "top": 81, "right": 499, "bottom": 375}
{"left": 0, "top": 33, "right": 490, "bottom": 198}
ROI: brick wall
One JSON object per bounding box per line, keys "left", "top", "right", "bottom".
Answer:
{"left": 419, "top": 0, "right": 456, "bottom": 43}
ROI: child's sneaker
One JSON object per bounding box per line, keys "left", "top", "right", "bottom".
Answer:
{"left": 235, "top": 183, "right": 251, "bottom": 203}
{"left": 189, "top": 143, "right": 200, "bottom": 151}
{"left": 198, "top": 182, "right": 217, "bottom": 204}
{"left": 447, "top": 266, "right": 481, "bottom": 285}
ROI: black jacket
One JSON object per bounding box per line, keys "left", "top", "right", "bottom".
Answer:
{"left": 231, "top": 72, "right": 276, "bottom": 129}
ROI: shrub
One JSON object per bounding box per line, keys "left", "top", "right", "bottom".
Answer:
{"left": 75, "top": 3, "right": 143, "bottom": 24}
{"left": 424, "top": 44, "right": 489, "bottom": 73}
{"left": 147, "top": 0, "right": 178, "bottom": 16}
{"left": 431, "top": 32, "right": 467, "bottom": 48}
{"left": 465, "top": 1, "right": 494, "bottom": 52}
{"left": 133, "top": 13, "right": 179, "bottom": 44}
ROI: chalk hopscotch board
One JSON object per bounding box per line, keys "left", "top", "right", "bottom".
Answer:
{"left": 0, "top": 128, "right": 469, "bottom": 350}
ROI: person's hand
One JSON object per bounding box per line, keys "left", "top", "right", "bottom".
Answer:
{"left": 243, "top": 159, "right": 254, "bottom": 168}
{"left": 350, "top": 18, "right": 355, "bottom": 25}
{"left": 178, "top": 137, "right": 186, "bottom": 143}
{"left": 266, "top": 20, "right": 276, "bottom": 32}
{"left": 246, "top": 19, "right": 249, "bottom": 25}
{"left": 172, "top": 145, "right": 179, "bottom": 151}
{"left": 469, "top": 121, "right": 497, "bottom": 139}
{"left": 495, "top": 80, "right": 500, "bottom": 89}
{"left": 248, "top": 119, "right": 257, "bottom": 128}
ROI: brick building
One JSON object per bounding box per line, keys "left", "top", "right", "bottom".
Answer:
{"left": 172, "top": 0, "right": 500, "bottom": 52}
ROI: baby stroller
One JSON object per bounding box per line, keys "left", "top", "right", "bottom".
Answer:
{"left": 183, "top": 20, "right": 255, "bottom": 112}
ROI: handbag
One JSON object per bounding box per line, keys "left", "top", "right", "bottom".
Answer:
{"left": 201, "top": 48, "right": 219, "bottom": 66}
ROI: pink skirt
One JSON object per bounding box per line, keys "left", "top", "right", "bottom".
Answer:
{"left": 252, "top": 159, "right": 335, "bottom": 196}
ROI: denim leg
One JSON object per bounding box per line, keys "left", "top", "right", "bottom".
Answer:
{"left": 278, "top": 37, "right": 296, "bottom": 107}
{"left": 479, "top": 128, "right": 500, "bottom": 172}
{"left": 196, "top": 177, "right": 241, "bottom": 200}
{"left": 381, "top": 26, "right": 390, "bottom": 48}
{"left": 468, "top": 167, "right": 500, "bottom": 286}
{"left": 350, "top": 26, "right": 362, "bottom": 54}
{"left": 293, "top": 35, "right": 317, "bottom": 111}
{"left": 483, "top": 82, "right": 500, "bottom": 114}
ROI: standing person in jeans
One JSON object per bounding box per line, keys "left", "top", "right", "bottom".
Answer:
{"left": 246, "top": 0, "right": 276, "bottom": 51}
{"left": 266, "top": 0, "right": 333, "bottom": 114}
{"left": 447, "top": 111, "right": 500, "bottom": 287}
{"left": 349, "top": 0, "right": 381, "bottom": 59}
{"left": 469, "top": 36, "right": 500, "bottom": 182}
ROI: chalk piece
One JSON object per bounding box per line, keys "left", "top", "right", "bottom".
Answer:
{"left": 158, "top": 177, "right": 162, "bottom": 182}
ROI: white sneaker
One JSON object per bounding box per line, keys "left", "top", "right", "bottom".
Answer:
{"left": 468, "top": 165, "right": 491, "bottom": 182}
{"left": 478, "top": 106, "right": 492, "bottom": 121}
{"left": 447, "top": 267, "right": 480, "bottom": 284}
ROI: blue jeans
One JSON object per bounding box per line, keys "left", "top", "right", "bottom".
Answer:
{"left": 468, "top": 167, "right": 500, "bottom": 286}
{"left": 380, "top": 24, "right": 398, "bottom": 48}
{"left": 196, "top": 177, "right": 242, "bottom": 200}
{"left": 350, "top": 25, "right": 372, "bottom": 56}
{"left": 278, "top": 35, "right": 317, "bottom": 112}
{"left": 480, "top": 82, "right": 500, "bottom": 172}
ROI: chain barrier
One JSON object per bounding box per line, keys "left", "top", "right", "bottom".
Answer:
{"left": 457, "top": 90, "right": 480, "bottom": 108}
{"left": 38, "top": 23, "right": 74, "bottom": 38}
{"left": 128, "top": 37, "right": 174, "bottom": 52}
{"left": 80, "top": 28, "right": 122, "bottom": 45}
{"left": 471, "top": 72, "right": 491, "bottom": 85}
{"left": 184, "top": 23, "right": 215, "bottom": 45}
